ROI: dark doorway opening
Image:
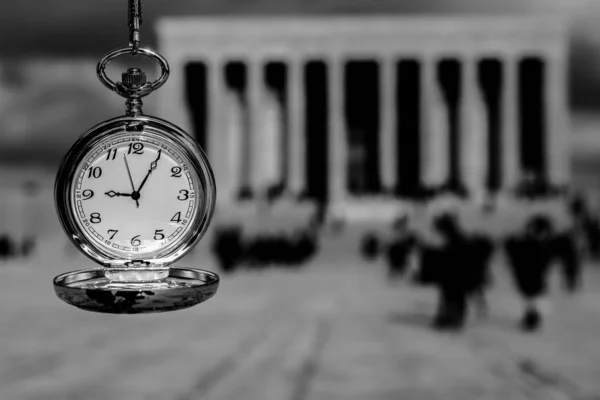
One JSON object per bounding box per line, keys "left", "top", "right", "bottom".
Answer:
{"left": 185, "top": 62, "right": 208, "bottom": 150}
{"left": 396, "top": 60, "right": 420, "bottom": 197}
{"left": 345, "top": 60, "right": 381, "bottom": 195}
{"left": 438, "top": 59, "right": 461, "bottom": 188}
{"left": 264, "top": 61, "right": 288, "bottom": 194}
{"left": 224, "top": 61, "right": 251, "bottom": 199}
{"left": 479, "top": 59, "right": 502, "bottom": 192}
{"left": 519, "top": 57, "right": 546, "bottom": 180}
{"left": 304, "top": 61, "right": 329, "bottom": 202}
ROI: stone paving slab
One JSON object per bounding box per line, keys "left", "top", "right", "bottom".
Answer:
{"left": 2, "top": 238, "right": 600, "bottom": 400}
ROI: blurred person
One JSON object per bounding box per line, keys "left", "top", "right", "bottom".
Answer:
{"left": 244, "top": 233, "right": 269, "bottom": 269}
{"left": 266, "top": 183, "right": 285, "bottom": 204}
{"left": 415, "top": 212, "right": 494, "bottom": 331}
{"left": 236, "top": 224, "right": 318, "bottom": 271}
{"left": 211, "top": 225, "right": 243, "bottom": 274}
{"left": 272, "top": 233, "right": 288, "bottom": 266}
{"left": 360, "top": 232, "right": 380, "bottom": 261}
{"left": 586, "top": 218, "right": 600, "bottom": 259}
{"left": 384, "top": 215, "right": 418, "bottom": 281}
{"left": 553, "top": 229, "right": 582, "bottom": 293}
{"left": 237, "top": 186, "right": 253, "bottom": 201}
{"left": 280, "top": 232, "right": 298, "bottom": 267}
{"left": 20, "top": 236, "right": 36, "bottom": 258}
{"left": 421, "top": 212, "right": 468, "bottom": 331}
{"left": 0, "top": 234, "right": 14, "bottom": 259}
{"left": 360, "top": 214, "right": 411, "bottom": 263}
{"left": 569, "top": 193, "right": 600, "bottom": 260}
{"left": 504, "top": 215, "right": 557, "bottom": 332}
{"left": 465, "top": 233, "right": 495, "bottom": 319}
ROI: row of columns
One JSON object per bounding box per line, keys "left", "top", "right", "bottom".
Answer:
{"left": 199, "top": 55, "right": 567, "bottom": 204}
{"left": 415, "top": 55, "right": 566, "bottom": 197}
{"left": 206, "top": 58, "right": 310, "bottom": 203}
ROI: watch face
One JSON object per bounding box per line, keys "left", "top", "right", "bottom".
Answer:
{"left": 70, "top": 131, "right": 203, "bottom": 260}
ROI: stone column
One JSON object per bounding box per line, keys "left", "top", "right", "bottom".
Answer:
{"left": 501, "top": 55, "right": 520, "bottom": 191}
{"left": 421, "top": 56, "right": 448, "bottom": 187}
{"left": 263, "top": 84, "right": 283, "bottom": 188}
{"left": 545, "top": 51, "right": 569, "bottom": 186}
{"left": 207, "top": 58, "right": 225, "bottom": 203}
{"left": 288, "top": 58, "right": 306, "bottom": 196}
{"left": 328, "top": 57, "right": 347, "bottom": 204}
{"left": 379, "top": 56, "right": 397, "bottom": 192}
{"left": 157, "top": 55, "right": 193, "bottom": 134}
{"left": 222, "top": 64, "right": 245, "bottom": 200}
{"left": 248, "top": 59, "right": 264, "bottom": 194}
{"left": 460, "top": 57, "right": 488, "bottom": 198}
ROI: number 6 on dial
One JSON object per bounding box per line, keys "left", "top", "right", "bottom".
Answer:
{"left": 51, "top": 0, "right": 219, "bottom": 315}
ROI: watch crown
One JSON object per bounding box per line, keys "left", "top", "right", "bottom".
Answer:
{"left": 122, "top": 68, "right": 147, "bottom": 89}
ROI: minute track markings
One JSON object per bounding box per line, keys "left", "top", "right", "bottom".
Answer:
{"left": 73, "top": 135, "right": 199, "bottom": 256}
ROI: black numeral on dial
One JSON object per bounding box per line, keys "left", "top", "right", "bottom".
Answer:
{"left": 127, "top": 143, "right": 144, "bottom": 155}
{"left": 82, "top": 189, "right": 94, "bottom": 200}
{"left": 171, "top": 166, "right": 182, "bottom": 178}
{"left": 130, "top": 235, "right": 141, "bottom": 246}
{"left": 106, "top": 148, "right": 117, "bottom": 160}
{"left": 90, "top": 213, "right": 101, "bottom": 224}
{"left": 107, "top": 229, "right": 118, "bottom": 239}
{"left": 177, "top": 190, "right": 189, "bottom": 201}
{"left": 88, "top": 167, "right": 102, "bottom": 179}
{"left": 170, "top": 212, "right": 182, "bottom": 223}
{"left": 154, "top": 229, "right": 165, "bottom": 240}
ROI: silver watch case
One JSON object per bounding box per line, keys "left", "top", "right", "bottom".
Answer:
{"left": 55, "top": 114, "right": 216, "bottom": 270}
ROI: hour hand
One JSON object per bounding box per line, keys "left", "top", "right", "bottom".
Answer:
{"left": 105, "top": 191, "right": 132, "bottom": 198}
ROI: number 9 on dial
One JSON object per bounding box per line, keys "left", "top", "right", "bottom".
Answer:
{"left": 55, "top": 115, "right": 216, "bottom": 270}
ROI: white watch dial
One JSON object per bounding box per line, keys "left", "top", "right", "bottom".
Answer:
{"left": 71, "top": 134, "right": 201, "bottom": 259}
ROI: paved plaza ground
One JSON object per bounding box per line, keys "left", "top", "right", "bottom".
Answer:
{"left": 2, "top": 236, "right": 600, "bottom": 400}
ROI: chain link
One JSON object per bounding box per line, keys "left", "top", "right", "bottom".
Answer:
{"left": 128, "top": 0, "right": 143, "bottom": 55}
{"left": 96, "top": 0, "right": 169, "bottom": 100}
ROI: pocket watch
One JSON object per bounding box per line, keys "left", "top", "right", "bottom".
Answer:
{"left": 52, "top": 0, "right": 219, "bottom": 314}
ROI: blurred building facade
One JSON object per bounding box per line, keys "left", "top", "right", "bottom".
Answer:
{"left": 156, "top": 16, "right": 570, "bottom": 215}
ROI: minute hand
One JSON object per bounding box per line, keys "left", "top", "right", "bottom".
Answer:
{"left": 136, "top": 149, "right": 161, "bottom": 193}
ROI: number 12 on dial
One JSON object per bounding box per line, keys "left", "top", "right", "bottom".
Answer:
{"left": 72, "top": 135, "right": 200, "bottom": 257}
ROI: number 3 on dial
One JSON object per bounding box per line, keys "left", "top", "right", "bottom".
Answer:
{"left": 72, "top": 135, "right": 200, "bottom": 257}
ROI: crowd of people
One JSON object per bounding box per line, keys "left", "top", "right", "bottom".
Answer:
{"left": 211, "top": 224, "right": 319, "bottom": 274}
{"left": 0, "top": 181, "right": 40, "bottom": 261}
{"left": 361, "top": 194, "right": 600, "bottom": 333}
{"left": 2, "top": 175, "right": 600, "bottom": 337}
{"left": 0, "top": 234, "right": 35, "bottom": 260}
